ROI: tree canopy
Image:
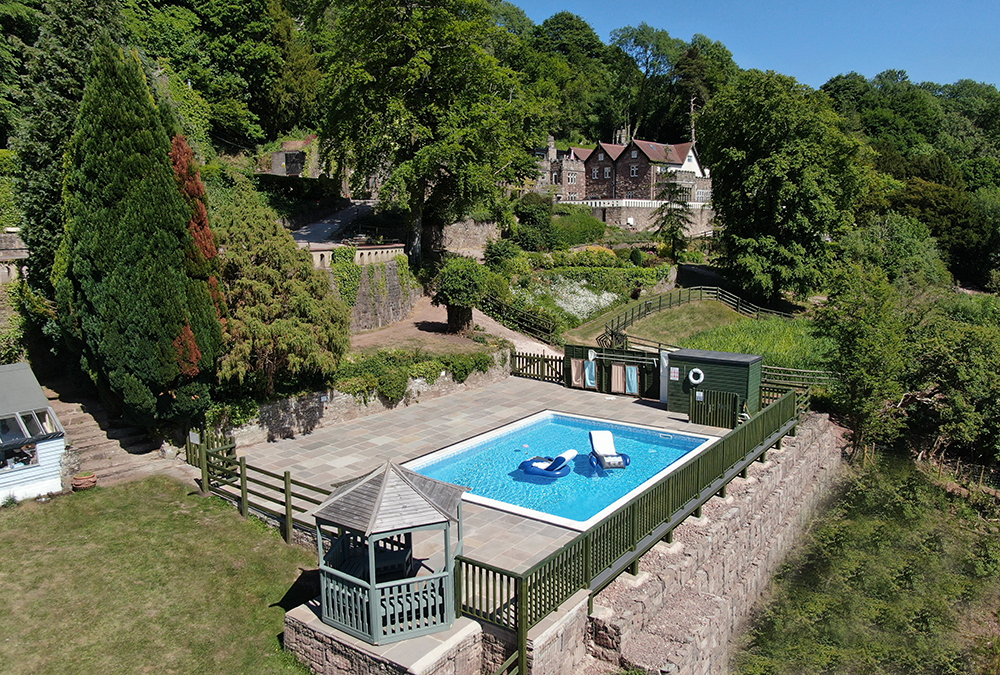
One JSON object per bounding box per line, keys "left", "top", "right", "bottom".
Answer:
{"left": 53, "top": 34, "right": 223, "bottom": 423}
{"left": 699, "top": 69, "right": 873, "bottom": 301}
{"left": 317, "top": 0, "right": 542, "bottom": 262}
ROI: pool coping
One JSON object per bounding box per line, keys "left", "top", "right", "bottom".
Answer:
{"left": 404, "top": 409, "right": 720, "bottom": 532}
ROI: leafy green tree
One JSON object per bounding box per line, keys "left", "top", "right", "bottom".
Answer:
{"left": 698, "top": 70, "right": 873, "bottom": 301}
{"left": 607, "top": 23, "right": 683, "bottom": 141}
{"left": 318, "top": 0, "right": 541, "bottom": 263}
{"left": 13, "top": 0, "right": 119, "bottom": 301}
{"left": 432, "top": 257, "right": 488, "bottom": 333}
{"left": 54, "top": 35, "right": 224, "bottom": 423}
{"left": 211, "top": 172, "right": 350, "bottom": 398}
{"left": 817, "top": 263, "right": 907, "bottom": 451}
{"left": 652, "top": 176, "right": 691, "bottom": 258}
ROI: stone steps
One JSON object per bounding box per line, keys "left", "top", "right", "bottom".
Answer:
{"left": 41, "top": 377, "right": 180, "bottom": 488}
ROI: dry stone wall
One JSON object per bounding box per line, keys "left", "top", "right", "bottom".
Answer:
{"left": 588, "top": 413, "right": 847, "bottom": 675}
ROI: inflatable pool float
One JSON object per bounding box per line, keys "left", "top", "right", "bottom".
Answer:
{"left": 519, "top": 449, "right": 578, "bottom": 478}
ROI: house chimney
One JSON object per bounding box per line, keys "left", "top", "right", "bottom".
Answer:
{"left": 547, "top": 135, "right": 557, "bottom": 162}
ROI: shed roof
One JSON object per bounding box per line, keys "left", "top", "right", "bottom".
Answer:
{"left": 669, "top": 348, "right": 763, "bottom": 365}
{"left": 311, "top": 462, "right": 468, "bottom": 535}
{"left": 0, "top": 362, "right": 50, "bottom": 415}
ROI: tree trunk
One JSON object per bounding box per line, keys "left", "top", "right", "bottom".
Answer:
{"left": 446, "top": 305, "right": 473, "bottom": 334}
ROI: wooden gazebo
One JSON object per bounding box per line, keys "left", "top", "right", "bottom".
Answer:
{"left": 310, "top": 461, "right": 467, "bottom": 644}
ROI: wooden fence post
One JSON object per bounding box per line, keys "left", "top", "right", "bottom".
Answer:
{"left": 516, "top": 574, "right": 528, "bottom": 675}
{"left": 284, "top": 470, "right": 293, "bottom": 544}
{"left": 199, "top": 443, "right": 209, "bottom": 494}
{"left": 239, "top": 456, "right": 248, "bottom": 518}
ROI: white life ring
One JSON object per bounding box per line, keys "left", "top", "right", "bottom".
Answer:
{"left": 688, "top": 368, "right": 705, "bottom": 385}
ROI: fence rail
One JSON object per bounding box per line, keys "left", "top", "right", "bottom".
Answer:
{"left": 479, "top": 297, "right": 559, "bottom": 344}
{"left": 510, "top": 352, "right": 563, "bottom": 383}
{"left": 600, "top": 286, "right": 794, "bottom": 351}
{"left": 762, "top": 365, "right": 837, "bottom": 389}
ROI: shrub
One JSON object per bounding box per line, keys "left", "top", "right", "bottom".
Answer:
{"left": 483, "top": 239, "right": 521, "bottom": 274}
{"left": 551, "top": 205, "right": 606, "bottom": 247}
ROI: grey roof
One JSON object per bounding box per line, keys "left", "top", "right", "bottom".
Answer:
{"left": 670, "top": 348, "right": 763, "bottom": 365}
{"left": 311, "top": 462, "right": 468, "bottom": 535}
{"left": 0, "top": 232, "right": 28, "bottom": 261}
{"left": 0, "top": 362, "right": 50, "bottom": 415}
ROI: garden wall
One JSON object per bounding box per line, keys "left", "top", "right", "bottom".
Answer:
{"left": 442, "top": 219, "right": 499, "bottom": 256}
{"left": 347, "top": 258, "right": 423, "bottom": 332}
{"left": 230, "top": 351, "right": 512, "bottom": 445}
{"left": 587, "top": 412, "right": 847, "bottom": 675}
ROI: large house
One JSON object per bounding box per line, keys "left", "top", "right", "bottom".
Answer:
{"left": 532, "top": 137, "right": 714, "bottom": 234}
{"left": 535, "top": 137, "right": 711, "bottom": 205}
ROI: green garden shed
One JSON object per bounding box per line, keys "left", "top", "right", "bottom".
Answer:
{"left": 661, "top": 348, "right": 763, "bottom": 424}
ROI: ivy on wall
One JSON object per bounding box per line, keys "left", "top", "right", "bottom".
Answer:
{"left": 329, "top": 246, "right": 361, "bottom": 306}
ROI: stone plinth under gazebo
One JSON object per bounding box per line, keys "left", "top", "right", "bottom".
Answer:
{"left": 308, "top": 461, "right": 467, "bottom": 646}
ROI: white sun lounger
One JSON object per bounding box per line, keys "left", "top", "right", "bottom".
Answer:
{"left": 589, "top": 430, "right": 628, "bottom": 470}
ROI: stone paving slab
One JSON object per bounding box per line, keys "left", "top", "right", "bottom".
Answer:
{"left": 237, "top": 377, "right": 724, "bottom": 574}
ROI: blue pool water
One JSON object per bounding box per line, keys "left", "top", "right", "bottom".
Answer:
{"left": 407, "top": 411, "right": 713, "bottom": 528}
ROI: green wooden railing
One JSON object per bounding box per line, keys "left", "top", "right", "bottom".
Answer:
{"left": 479, "top": 297, "right": 560, "bottom": 344}
{"left": 186, "top": 431, "right": 331, "bottom": 544}
{"left": 456, "top": 390, "right": 800, "bottom": 675}
{"left": 762, "top": 365, "right": 837, "bottom": 390}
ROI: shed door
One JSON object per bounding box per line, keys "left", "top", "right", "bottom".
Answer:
{"left": 659, "top": 351, "right": 670, "bottom": 405}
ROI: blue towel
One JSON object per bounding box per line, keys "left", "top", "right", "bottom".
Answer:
{"left": 584, "top": 360, "right": 597, "bottom": 388}
{"left": 625, "top": 365, "right": 639, "bottom": 395}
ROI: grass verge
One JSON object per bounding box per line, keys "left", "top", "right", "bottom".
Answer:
{"left": 735, "top": 456, "right": 1000, "bottom": 675}
{"left": 0, "top": 476, "right": 314, "bottom": 675}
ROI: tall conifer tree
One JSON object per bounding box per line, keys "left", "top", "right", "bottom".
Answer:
{"left": 53, "top": 34, "right": 222, "bottom": 423}
{"left": 14, "top": 0, "right": 118, "bottom": 301}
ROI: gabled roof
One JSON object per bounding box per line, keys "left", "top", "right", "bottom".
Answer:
{"left": 310, "top": 462, "right": 467, "bottom": 535}
{"left": 570, "top": 147, "right": 592, "bottom": 161}
{"left": 665, "top": 142, "right": 694, "bottom": 166}
{"left": 588, "top": 142, "right": 625, "bottom": 161}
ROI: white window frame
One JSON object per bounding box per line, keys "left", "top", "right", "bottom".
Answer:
{"left": 630, "top": 165, "right": 638, "bottom": 178}
{"left": 604, "top": 167, "right": 611, "bottom": 179}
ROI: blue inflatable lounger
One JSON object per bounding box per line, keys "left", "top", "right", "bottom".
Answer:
{"left": 520, "top": 448, "right": 578, "bottom": 478}
{"left": 589, "top": 430, "right": 631, "bottom": 470}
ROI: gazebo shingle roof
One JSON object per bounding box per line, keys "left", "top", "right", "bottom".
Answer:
{"left": 311, "top": 462, "right": 467, "bottom": 535}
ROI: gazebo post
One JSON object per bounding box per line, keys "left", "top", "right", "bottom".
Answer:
{"left": 368, "top": 533, "right": 379, "bottom": 643}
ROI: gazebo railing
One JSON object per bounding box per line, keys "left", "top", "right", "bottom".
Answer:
{"left": 378, "top": 572, "right": 451, "bottom": 640}
{"left": 320, "top": 568, "right": 452, "bottom": 644}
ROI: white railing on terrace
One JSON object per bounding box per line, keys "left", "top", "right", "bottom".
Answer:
{"left": 560, "top": 199, "right": 710, "bottom": 208}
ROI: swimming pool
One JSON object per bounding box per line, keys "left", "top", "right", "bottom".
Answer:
{"left": 405, "top": 411, "right": 717, "bottom": 531}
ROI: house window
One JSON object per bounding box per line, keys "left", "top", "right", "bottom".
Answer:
{"left": 604, "top": 167, "right": 611, "bottom": 179}
{"left": 631, "top": 150, "right": 638, "bottom": 158}
{"left": 598, "top": 153, "right": 604, "bottom": 161}
{"left": 696, "top": 189, "right": 711, "bottom": 202}
{"left": 568, "top": 173, "right": 577, "bottom": 184}
{"left": 630, "top": 165, "right": 638, "bottom": 178}
{"left": 0, "top": 411, "right": 49, "bottom": 473}
{"left": 552, "top": 172, "right": 558, "bottom": 183}
{"left": 592, "top": 168, "right": 598, "bottom": 179}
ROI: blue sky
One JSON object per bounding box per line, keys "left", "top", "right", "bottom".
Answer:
{"left": 513, "top": 0, "right": 999, "bottom": 89}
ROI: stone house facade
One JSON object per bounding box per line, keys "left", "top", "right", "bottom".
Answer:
{"left": 533, "top": 136, "right": 587, "bottom": 201}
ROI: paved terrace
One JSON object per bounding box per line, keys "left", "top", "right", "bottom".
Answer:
{"left": 237, "top": 377, "right": 725, "bottom": 574}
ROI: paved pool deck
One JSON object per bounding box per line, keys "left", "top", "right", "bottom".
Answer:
{"left": 237, "top": 377, "right": 726, "bottom": 573}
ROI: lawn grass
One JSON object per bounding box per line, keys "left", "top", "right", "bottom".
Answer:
{"left": 679, "top": 316, "right": 831, "bottom": 371}
{"left": 627, "top": 300, "right": 744, "bottom": 346}
{"left": 0, "top": 476, "right": 314, "bottom": 675}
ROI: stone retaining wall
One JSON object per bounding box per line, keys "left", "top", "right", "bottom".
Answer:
{"left": 588, "top": 413, "right": 847, "bottom": 674}
{"left": 231, "top": 352, "right": 512, "bottom": 445}
{"left": 348, "top": 259, "right": 423, "bottom": 332}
